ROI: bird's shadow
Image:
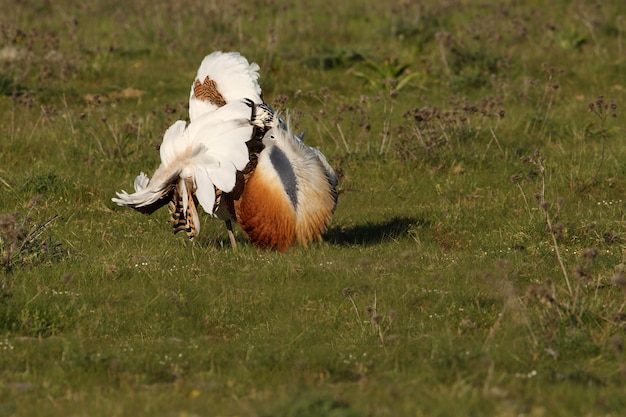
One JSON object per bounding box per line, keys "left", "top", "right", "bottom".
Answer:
{"left": 196, "top": 216, "right": 428, "bottom": 249}
{"left": 324, "top": 216, "right": 428, "bottom": 247}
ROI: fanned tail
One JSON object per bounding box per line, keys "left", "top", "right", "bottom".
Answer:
{"left": 112, "top": 120, "right": 188, "bottom": 213}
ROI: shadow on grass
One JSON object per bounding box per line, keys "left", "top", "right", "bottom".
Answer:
{"left": 193, "top": 216, "right": 429, "bottom": 249}
{"left": 325, "top": 216, "right": 429, "bottom": 247}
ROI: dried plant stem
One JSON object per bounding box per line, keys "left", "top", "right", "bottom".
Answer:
{"left": 538, "top": 161, "right": 574, "bottom": 299}
{"left": 0, "top": 175, "right": 13, "bottom": 191}
{"left": 347, "top": 294, "right": 365, "bottom": 333}
{"left": 335, "top": 122, "right": 350, "bottom": 154}
{"left": 27, "top": 113, "right": 43, "bottom": 143}
{"left": 379, "top": 99, "right": 395, "bottom": 155}
{"left": 376, "top": 321, "right": 385, "bottom": 345}
{"left": 317, "top": 118, "right": 341, "bottom": 152}
{"left": 591, "top": 130, "right": 606, "bottom": 183}
{"left": 487, "top": 126, "right": 505, "bottom": 158}
{"left": 372, "top": 292, "right": 385, "bottom": 345}
{"left": 437, "top": 34, "right": 451, "bottom": 76}
{"left": 545, "top": 209, "right": 573, "bottom": 298}
{"left": 538, "top": 88, "right": 555, "bottom": 137}
{"left": 10, "top": 99, "right": 15, "bottom": 143}
{"left": 437, "top": 120, "right": 452, "bottom": 146}
{"left": 62, "top": 94, "right": 76, "bottom": 137}
{"left": 515, "top": 183, "right": 532, "bottom": 218}
{"left": 19, "top": 215, "right": 60, "bottom": 255}
{"left": 482, "top": 298, "right": 538, "bottom": 352}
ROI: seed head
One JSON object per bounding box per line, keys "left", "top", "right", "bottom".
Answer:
{"left": 556, "top": 197, "right": 565, "bottom": 209}
{"left": 612, "top": 264, "right": 626, "bottom": 290}
{"left": 582, "top": 247, "right": 599, "bottom": 263}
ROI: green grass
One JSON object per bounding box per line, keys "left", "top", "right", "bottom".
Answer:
{"left": 1, "top": 0, "right": 626, "bottom": 415}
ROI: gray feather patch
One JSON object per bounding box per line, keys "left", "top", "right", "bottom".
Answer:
{"left": 269, "top": 146, "right": 298, "bottom": 208}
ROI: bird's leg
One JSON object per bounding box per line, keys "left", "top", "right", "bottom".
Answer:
{"left": 225, "top": 220, "right": 238, "bottom": 250}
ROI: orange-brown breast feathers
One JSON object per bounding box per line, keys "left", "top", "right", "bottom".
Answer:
{"left": 234, "top": 168, "right": 297, "bottom": 252}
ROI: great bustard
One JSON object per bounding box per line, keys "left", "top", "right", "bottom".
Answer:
{"left": 112, "top": 51, "right": 337, "bottom": 251}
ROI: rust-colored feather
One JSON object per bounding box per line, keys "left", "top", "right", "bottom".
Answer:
{"left": 193, "top": 76, "right": 227, "bottom": 107}
{"left": 232, "top": 120, "right": 338, "bottom": 251}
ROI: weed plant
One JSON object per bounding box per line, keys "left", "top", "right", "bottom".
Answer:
{"left": 1, "top": 0, "right": 626, "bottom": 416}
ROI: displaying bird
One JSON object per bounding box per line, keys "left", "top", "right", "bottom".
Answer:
{"left": 112, "top": 51, "right": 337, "bottom": 251}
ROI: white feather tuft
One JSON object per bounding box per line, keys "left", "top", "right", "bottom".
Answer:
{"left": 133, "top": 172, "right": 150, "bottom": 192}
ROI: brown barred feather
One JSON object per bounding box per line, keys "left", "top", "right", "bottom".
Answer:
{"left": 168, "top": 178, "right": 199, "bottom": 239}
{"left": 168, "top": 185, "right": 186, "bottom": 234}
{"left": 212, "top": 189, "right": 224, "bottom": 215}
{"left": 193, "top": 77, "right": 227, "bottom": 107}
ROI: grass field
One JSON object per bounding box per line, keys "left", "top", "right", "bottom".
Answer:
{"left": 1, "top": 0, "right": 626, "bottom": 415}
